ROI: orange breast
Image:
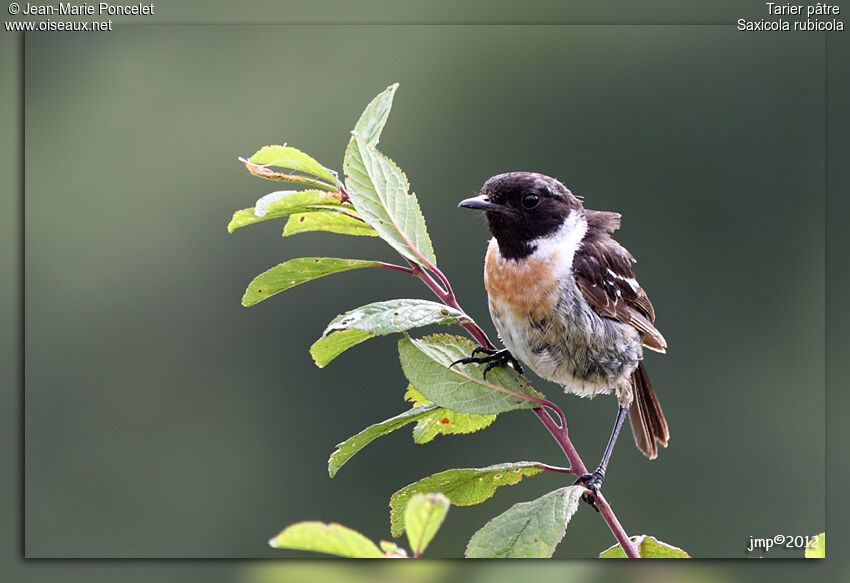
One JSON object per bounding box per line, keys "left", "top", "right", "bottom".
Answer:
{"left": 484, "top": 242, "right": 561, "bottom": 323}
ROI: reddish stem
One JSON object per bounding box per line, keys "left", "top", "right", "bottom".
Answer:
{"left": 536, "top": 463, "right": 572, "bottom": 474}
{"left": 593, "top": 492, "right": 639, "bottom": 557}
{"left": 375, "top": 233, "right": 640, "bottom": 557}
{"left": 405, "top": 261, "right": 492, "bottom": 349}
{"left": 408, "top": 265, "right": 641, "bottom": 558}
{"left": 378, "top": 262, "right": 415, "bottom": 275}
{"left": 531, "top": 408, "right": 639, "bottom": 557}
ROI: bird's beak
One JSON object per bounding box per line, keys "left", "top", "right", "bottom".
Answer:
{"left": 458, "top": 194, "right": 508, "bottom": 213}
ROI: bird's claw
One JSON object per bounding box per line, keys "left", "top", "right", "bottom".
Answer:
{"left": 574, "top": 469, "right": 606, "bottom": 512}
{"left": 449, "top": 347, "right": 524, "bottom": 378}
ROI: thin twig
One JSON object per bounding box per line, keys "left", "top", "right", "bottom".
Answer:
{"left": 591, "top": 492, "right": 640, "bottom": 558}
{"left": 378, "top": 262, "right": 415, "bottom": 275}
{"left": 371, "top": 219, "right": 641, "bottom": 557}
{"left": 536, "top": 463, "right": 573, "bottom": 474}
{"left": 402, "top": 263, "right": 641, "bottom": 558}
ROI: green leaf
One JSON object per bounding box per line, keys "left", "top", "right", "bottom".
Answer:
{"left": 389, "top": 462, "right": 546, "bottom": 538}
{"left": 343, "top": 135, "right": 436, "bottom": 268}
{"left": 283, "top": 211, "right": 379, "bottom": 238}
{"left": 310, "top": 300, "right": 471, "bottom": 367}
{"left": 398, "top": 334, "right": 544, "bottom": 415}
{"left": 405, "top": 493, "right": 450, "bottom": 557}
{"left": 310, "top": 329, "right": 374, "bottom": 368}
{"left": 328, "top": 404, "right": 440, "bottom": 478}
{"left": 404, "top": 387, "right": 497, "bottom": 444}
{"left": 465, "top": 486, "right": 584, "bottom": 559}
{"left": 269, "top": 521, "right": 383, "bottom": 558}
{"left": 599, "top": 535, "right": 691, "bottom": 558}
{"left": 247, "top": 145, "right": 338, "bottom": 187}
{"left": 227, "top": 190, "right": 347, "bottom": 233}
{"left": 242, "top": 159, "right": 337, "bottom": 191}
{"left": 353, "top": 83, "right": 398, "bottom": 146}
{"left": 379, "top": 540, "right": 408, "bottom": 558}
{"left": 242, "top": 258, "right": 381, "bottom": 307}
{"left": 805, "top": 532, "right": 825, "bottom": 558}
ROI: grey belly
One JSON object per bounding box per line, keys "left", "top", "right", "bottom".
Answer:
{"left": 490, "top": 286, "right": 642, "bottom": 398}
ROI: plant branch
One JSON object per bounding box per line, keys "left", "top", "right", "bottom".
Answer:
{"left": 378, "top": 262, "right": 415, "bottom": 275}
{"left": 531, "top": 409, "right": 640, "bottom": 558}
{"left": 402, "top": 261, "right": 641, "bottom": 559}
{"left": 337, "top": 179, "right": 350, "bottom": 202}
{"left": 407, "top": 260, "right": 449, "bottom": 299}
{"left": 402, "top": 260, "right": 494, "bottom": 349}
{"left": 374, "top": 225, "right": 640, "bottom": 557}
{"left": 591, "top": 491, "right": 640, "bottom": 558}
{"left": 536, "top": 463, "right": 572, "bottom": 474}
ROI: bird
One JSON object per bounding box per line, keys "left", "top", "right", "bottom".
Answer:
{"left": 456, "top": 171, "right": 669, "bottom": 496}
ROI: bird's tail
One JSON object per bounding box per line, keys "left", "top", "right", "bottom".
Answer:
{"left": 628, "top": 362, "right": 669, "bottom": 459}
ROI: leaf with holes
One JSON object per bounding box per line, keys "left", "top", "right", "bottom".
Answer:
{"left": 269, "top": 521, "right": 383, "bottom": 558}
{"left": 404, "top": 387, "right": 496, "bottom": 444}
{"left": 328, "top": 404, "right": 440, "bottom": 478}
{"left": 242, "top": 258, "right": 381, "bottom": 307}
{"left": 465, "top": 486, "right": 584, "bottom": 558}
{"left": 310, "top": 300, "right": 471, "bottom": 368}
{"left": 405, "top": 493, "right": 449, "bottom": 557}
{"left": 246, "top": 145, "right": 338, "bottom": 187}
{"left": 599, "top": 535, "right": 691, "bottom": 558}
{"left": 283, "top": 211, "right": 379, "bottom": 238}
{"left": 389, "top": 462, "right": 546, "bottom": 537}
{"left": 353, "top": 83, "right": 398, "bottom": 146}
{"left": 343, "top": 135, "right": 436, "bottom": 268}
{"left": 398, "top": 334, "right": 543, "bottom": 415}
{"left": 228, "top": 190, "right": 347, "bottom": 233}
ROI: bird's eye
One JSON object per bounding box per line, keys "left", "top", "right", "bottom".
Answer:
{"left": 521, "top": 194, "right": 540, "bottom": 209}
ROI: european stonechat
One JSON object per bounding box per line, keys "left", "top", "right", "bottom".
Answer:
{"left": 457, "top": 172, "right": 669, "bottom": 495}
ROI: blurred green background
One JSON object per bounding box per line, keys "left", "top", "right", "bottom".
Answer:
{"left": 21, "top": 23, "right": 826, "bottom": 562}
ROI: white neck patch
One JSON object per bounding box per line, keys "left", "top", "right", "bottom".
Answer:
{"left": 531, "top": 211, "right": 588, "bottom": 275}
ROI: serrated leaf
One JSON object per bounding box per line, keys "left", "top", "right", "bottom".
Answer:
{"left": 248, "top": 145, "right": 338, "bottom": 187}
{"left": 405, "top": 493, "right": 450, "bottom": 557}
{"left": 398, "top": 334, "right": 543, "bottom": 415}
{"left": 269, "top": 521, "right": 383, "bottom": 558}
{"left": 465, "top": 486, "right": 584, "bottom": 559}
{"left": 283, "top": 211, "right": 379, "bottom": 237}
{"left": 353, "top": 83, "right": 398, "bottom": 146}
{"left": 599, "top": 535, "right": 691, "bottom": 558}
{"left": 390, "top": 462, "right": 546, "bottom": 537}
{"left": 328, "top": 404, "right": 440, "bottom": 478}
{"left": 805, "top": 533, "right": 825, "bottom": 558}
{"left": 242, "top": 258, "right": 381, "bottom": 307}
{"left": 228, "top": 190, "right": 346, "bottom": 233}
{"left": 343, "top": 135, "right": 436, "bottom": 268}
{"left": 310, "top": 300, "right": 471, "bottom": 367}
{"left": 404, "top": 387, "right": 497, "bottom": 443}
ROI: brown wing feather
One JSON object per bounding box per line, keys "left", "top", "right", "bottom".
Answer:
{"left": 572, "top": 226, "right": 667, "bottom": 353}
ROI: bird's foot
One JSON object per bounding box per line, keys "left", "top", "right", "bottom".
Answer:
{"left": 449, "top": 347, "right": 523, "bottom": 378}
{"left": 574, "top": 468, "right": 606, "bottom": 512}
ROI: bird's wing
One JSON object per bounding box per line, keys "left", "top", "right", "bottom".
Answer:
{"left": 572, "top": 225, "right": 667, "bottom": 353}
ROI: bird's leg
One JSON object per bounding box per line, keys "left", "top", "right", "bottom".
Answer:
{"left": 450, "top": 346, "right": 523, "bottom": 378}
{"left": 575, "top": 405, "right": 628, "bottom": 510}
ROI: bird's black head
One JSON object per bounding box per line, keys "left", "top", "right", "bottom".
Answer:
{"left": 458, "top": 172, "right": 583, "bottom": 260}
